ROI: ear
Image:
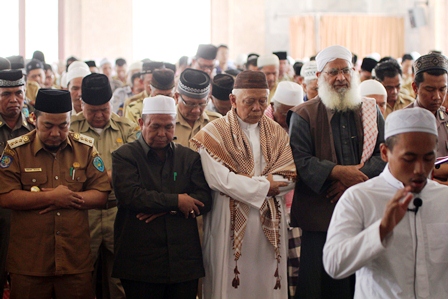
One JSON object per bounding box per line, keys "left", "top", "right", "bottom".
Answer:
{"left": 380, "top": 143, "right": 389, "bottom": 163}
{"left": 316, "top": 71, "right": 322, "bottom": 78}
{"left": 174, "top": 92, "right": 180, "bottom": 105}
{"left": 229, "top": 94, "right": 237, "bottom": 108}
{"left": 412, "top": 81, "right": 418, "bottom": 95}
{"left": 30, "top": 112, "right": 36, "bottom": 124}
{"left": 138, "top": 117, "right": 144, "bottom": 129}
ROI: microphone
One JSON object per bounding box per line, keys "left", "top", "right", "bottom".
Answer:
{"left": 407, "top": 197, "right": 423, "bottom": 214}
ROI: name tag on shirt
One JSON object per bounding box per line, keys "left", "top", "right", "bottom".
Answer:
{"left": 24, "top": 168, "right": 42, "bottom": 172}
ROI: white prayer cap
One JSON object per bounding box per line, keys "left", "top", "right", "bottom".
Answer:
{"left": 67, "top": 61, "right": 89, "bottom": 72}
{"left": 100, "top": 58, "right": 112, "bottom": 67}
{"left": 66, "top": 67, "right": 91, "bottom": 85}
{"left": 60, "top": 72, "right": 68, "bottom": 88}
{"left": 257, "top": 54, "right": 279, "bottom": 68}
{"left": 316, "top": 45, "right": 352, "bottom": 72}
{"left": 359, "top": 80, "right": 387, "bottom": 97}
{"left": 385, "top": 107, "right": 437, "bottom": 139}
{"left": 273, "top": 81, "right": 303, "bottom": 106}
{"left": 234, "top": 54, "right": 247, "bottom": 66}
{"left": 367, "top": 52, "right": 381, "bottom": 61}
{"left": 142, "top": 95, "right": 177, "bottom": 115}
{"left": 411, "top": 51, "right": 421, "bottom": 60}
{"left": 128, "top": 61, "right": 142, "bottom": 72}
{"left": 300, "top": 61, "right": 318, "bottom": 80}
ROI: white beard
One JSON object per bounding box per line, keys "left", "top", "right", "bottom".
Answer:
{"left": 318, "top": 73, "right": 362, "bottom": 112}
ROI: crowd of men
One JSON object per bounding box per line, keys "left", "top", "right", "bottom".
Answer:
{"left": 0, "top": 43, "right": 448, "bottom": 299}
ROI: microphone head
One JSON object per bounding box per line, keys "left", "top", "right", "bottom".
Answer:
{"left": 413, "top": 197, "right": 423, "bottom": 208}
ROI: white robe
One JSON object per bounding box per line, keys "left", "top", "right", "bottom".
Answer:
{"left": 324, "top": 165, "right": 448, "bottom": 299}
{"left": 200, "top": 119, "right": 293, "bottom": 299}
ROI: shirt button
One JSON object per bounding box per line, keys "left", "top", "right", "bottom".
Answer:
{"left": 57, "top": 212, "right": 60, "bottom": 216}
{"left": 342, "top": 125, "right": 346, "bottom": 129}
{"left": 55, "top": 176, "right": 59, "bottom": 180}
{"left": 56, "top": 231, "right": 60, "bottom": 235}
{"left": 32, "top": 179, "right": 36, "bottom": 183}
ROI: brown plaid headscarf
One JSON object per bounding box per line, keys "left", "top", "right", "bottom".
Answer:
{"left": 191, "top": 108, "right": 296, "bottom": 289}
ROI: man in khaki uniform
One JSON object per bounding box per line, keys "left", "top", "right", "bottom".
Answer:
{"left": 25, "top": 59, "right": 45, "bottom": 105}
{"left": 373, "top": 59, "right": 415, "bottom": 118}
{"left": 126, "top": 68, "right": 176, "bottom": 124}
{"left": 0, "top": 89, "right": 110, "bottom": 299}
{"left": 70, "top": 73, "right": 139, "bottom": 299}
{"left": 123, "top": 61, "right": 164, "bottom": 117}
{"left": 0, "top": 69, "right": 35, "bottom": 298}
{"left": 174, "top": 69, "right": 221, "bottom": 148}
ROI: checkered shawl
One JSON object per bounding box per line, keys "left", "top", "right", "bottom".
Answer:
{"left": 360, "top": 97, "right": 378, "bottom": 163}
{"left": 191, "top": 108, "right": 296, "bottom": 289}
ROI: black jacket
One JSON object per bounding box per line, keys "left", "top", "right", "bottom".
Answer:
{"left": 111, "top": 138, "right": 212, "bottom": 283}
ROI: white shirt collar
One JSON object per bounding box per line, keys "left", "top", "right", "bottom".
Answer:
{"left": 380, "top": 164, "right": 405, "bottom": 190}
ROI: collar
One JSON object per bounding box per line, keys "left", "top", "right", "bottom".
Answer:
{"left": 0, "top": 113, "right": 33, "bottom": 131}
{"left": 175, "top": 106, "right": 209, "bottom": 128}
{"left": 236, "top": 113, "right": 259, "bottom": 130}
{"left": 138, "top": 136, "right": 174, "bottom": 157}
{"left": 76, "top": 113, "right": 117, "bottom": 133}
{"left": 380, "top": 164, "right": 405, "bottom": 190}
{"left": 31, "top": 131, "right": 71, "bottom": 156}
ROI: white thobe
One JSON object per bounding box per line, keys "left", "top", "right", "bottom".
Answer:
{"left": 199, "top": 118, "right": 293, "bottom": 299}
{"left": 323, "top": 165, "right": 448, "bottom": 299}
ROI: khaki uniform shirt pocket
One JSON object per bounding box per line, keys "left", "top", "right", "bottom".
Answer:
{"left": 20, "top": 172, "right": 48, "bottom": 191}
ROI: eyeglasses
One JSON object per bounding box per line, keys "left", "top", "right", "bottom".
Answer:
{"left": 179, "top": 95, "right": 208, "bottom": 108}
{"left": 196, "top": 61, "right": 214, "bottom": 71}
{"left": 242, "top": 98, "right": 268, "bottom": 107}
{"left": 324, "top": 68, "right": 352, "bottom": 77}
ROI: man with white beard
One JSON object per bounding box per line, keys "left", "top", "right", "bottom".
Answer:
{"left": 287, "top": 45, "right": 386, "bottom": 299}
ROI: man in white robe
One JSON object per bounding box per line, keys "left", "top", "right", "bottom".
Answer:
{"left": 192, "top": 71, "right": 296, "bottom": 299}
{"left": 323, "top": 107, "right": 448, "bottom": 298}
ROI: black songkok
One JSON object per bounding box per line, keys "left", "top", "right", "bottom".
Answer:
{"left": 196, "top": 44, "right": 218, "bottom": 60}
{"left": 177, "top": 69, "right": 210, "bottom": 99}
{"left": 0, "top": 70, "right": 25, "bottom": 87}
{"left": 35, "top": 89, "right": 72, "bottom": 113}
{"left": 82, "top": 73, "right": 112, "bottom": 105}
{"left": 212, "top": 74, "right": 234, "bottom": 101}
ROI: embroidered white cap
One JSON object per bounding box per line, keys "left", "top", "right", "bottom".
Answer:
{"left": 359, "top": 79, "right": 387, "bottom": 97}
{"left": 66, "top": 67, "right": 91, "bottom": 85}
{"left": 300, "top": 61, "right": 318, "bottom": 80}
{"left": 257, "top": 54, "right": 280, "bottom": 68}
{"left": 385, "top": 107, "right": 437, "bottom": 139}
{"left": 272, "top": 81, "right": 303, "bottom": 107}
{"left": 142, "top": 95, "right": 177, "bottom": 115}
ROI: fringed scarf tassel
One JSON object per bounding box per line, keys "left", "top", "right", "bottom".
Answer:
{"left": 232, "top": 262, "right": 240, "bottom": 288}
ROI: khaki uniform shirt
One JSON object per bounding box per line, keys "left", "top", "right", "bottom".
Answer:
{"left": 123, "top": 90, "right": 148, "bottom": 122}
{"left": 384, "top": 92, "right": 415, "bottom": 119}
{"left": 25, "top": 81, "right": 40, "bottom": 104}
{"left": 175, "top": 107, "right": 221, "bottom": 149}
{"left": 0, "top": 131, "right": 111, "bottom": 276}
{"left": 407, "top": 100, "right": 448, "bottom": 157}
{"left": 70, "top": 112, "right": 140, "bottom": 201}
{"left": 0, "top": 113, "right": 34, "bottom": 154}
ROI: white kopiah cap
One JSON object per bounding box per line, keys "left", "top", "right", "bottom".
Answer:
{"left": 385, "top": 107, "right": 437, "bottom": 139}
{"left": 67, "top": 61, "right": 90, "bottom": 72}
{"left": 273, "top": 81, "right": 303, "bottom": 106}
{"left": 66, "top": 67, "right": 90, "bottom": 85}
{"left": 257, "top": 54, "right": 280, "bottom": 68}
{"left": 300, "top": 61, "right": 318, "bottom": 80}
{"left": 359, "top": 79, "right": 387, "bottom": 97}
{"left": 316, "top": 45, "right": 352, "bottom": 72}
{"left": 142, "top": 95, "right": 177, "bottom": 115}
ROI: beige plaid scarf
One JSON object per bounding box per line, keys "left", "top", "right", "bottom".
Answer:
{"left": 191, "top": 108, "right": 296, "bottom": 289}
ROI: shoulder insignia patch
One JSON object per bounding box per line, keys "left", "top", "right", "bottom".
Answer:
{"left": 73, "top": 133, "right": 94, "bottom": 147}
{"left": 0, "top": 155, "right": 13, "bottom": 168}
{"left": 3, "top": 148, "right": 15, "bottom": 157}
{"left": 93, "top": 156, "right": 105, "bottom": 172}
{"left": 7, "top": 135, "right": 30, "bottom": 149}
